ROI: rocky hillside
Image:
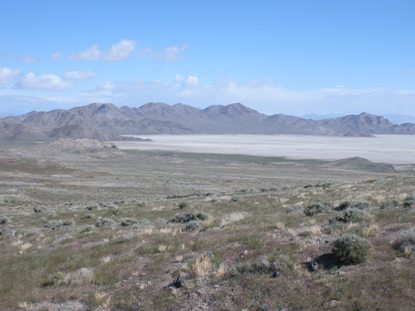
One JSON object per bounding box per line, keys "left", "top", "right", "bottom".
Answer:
{"left": 1, "top": 102, "right": 415, "bottom": 141}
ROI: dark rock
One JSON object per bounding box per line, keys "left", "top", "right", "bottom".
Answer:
{"left": 168, "top": 274, "right": 184, "bottom": 289}
{"left": 308, "top": 261, "right": 319, "bottom": 272}
{"left": 178, "top": 202, "right": 189, "bottom": 209}
{"left": 44, "top": 220, "right": 74, "bottom": 230}
{"left": 270, "top": 271, "right": 281, "bottom": 278}
{"left": 95, "top": 217, "right": 116, "bottom": 228}
{"left": 231, "top": 196, "right": 239, "bottom": 202}
{"left": 258, "top": 304, "right": 271, "bottom": 311}
{"left": 119, "top": 218, "right": 139, "bottom": 227}
{"left": 33, "top": 207, "right": 43, "bottom": 213}
{"left": 85, "top": 205, "right": 96, "bottom": 211}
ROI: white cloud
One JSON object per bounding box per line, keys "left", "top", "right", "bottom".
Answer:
{"left": 141, "top": 44, "right": 187, "bottom": 61}
{"left": 70, "top": 44, "right": 102, "bottom": 61}
{"left": 19, "top": 55, "right": 37, "bottom": 63}
{"left": 163, "top": 45, "right": 187, "bottom": 61}
{"left": 64, "top": 70, "right": 96, "bottom": 80}
{"left": 105, "top": 40, "right": 136, "bottom": 61}
{"left": 0, "top": 52, "right": 37, "bottom": 63}
{"left": 69, "top": 40, "right": 136, "bottom": 61}
{"left": 68, "top": 40, "right": 186, "bottom": 62}
{"left": 52, "top": 51, "right": 63, "bottom": 60}
{"left": 100, "top": 82, "right": 116, "bottom": 90}
{"left": 175, "top": 74, "right": 199, "bottom": 87}
{"left": 15, "top": 72, "right": 74, "bottom": 91}
{"left": 0, "top": 67, "right": 20, "bottom": 85}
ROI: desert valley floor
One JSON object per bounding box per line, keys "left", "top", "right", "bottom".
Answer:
{"left": 0, "top": 136, "right": 414, "bottom": 310}
{"left": 116, "top": 134, "right": 415, "bottom": 165}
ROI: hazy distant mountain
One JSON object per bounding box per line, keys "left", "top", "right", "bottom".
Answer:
{"left": 1, "top": 102, "right": 415, "bottom": 141}
{"left": 383, "top": 114, "right": 415, "bottom": 124}
{"left": 303, "top": 113, "right": 415, "bottom": 125}
{"left": 301, "top": 113, "right": 344, "bottom": 120}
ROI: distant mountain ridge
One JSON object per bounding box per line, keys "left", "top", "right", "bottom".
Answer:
{"left": 1, "top": 102, "right": 415, "bottom": 141}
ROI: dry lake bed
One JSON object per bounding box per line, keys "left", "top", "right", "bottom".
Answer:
{"left": 116, "top": 134, "right": 415, "bottom": 164}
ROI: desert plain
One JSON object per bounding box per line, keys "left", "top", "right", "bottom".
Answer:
{"left": 0, "top": 135, "right": 414, "bottom": 310}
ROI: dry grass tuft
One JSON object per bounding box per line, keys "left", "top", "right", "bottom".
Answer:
{"left": 191, "top": 252, "right": 213, "bottom": 277}
{"left": 63, "top": 267, "right": 94, "bottom": 285}
{"left": 93, "top": 291, "right": 111, "bottom": 310}
{"left": 214, "top": 262, "right": 227, "bottom": 278}
{"left": 362, "top": 223, "right": 379, "bottom": 237}
{"left": 157, "top": 244, "right": 168, "bottom": 253}
{"left": 221, "top": 212, "right": 249, "bottom": 226}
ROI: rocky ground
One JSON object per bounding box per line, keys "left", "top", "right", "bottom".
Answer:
{"left": 0, "top": 139, "right": 414, "bottom": 310}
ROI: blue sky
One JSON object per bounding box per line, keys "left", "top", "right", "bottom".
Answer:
{"left": 1, "top": 0, "right": 415, "bottom": 117}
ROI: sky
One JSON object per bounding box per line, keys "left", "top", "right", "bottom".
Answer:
{"left": 1, "top": 0, "right": 415, "bottom": 117}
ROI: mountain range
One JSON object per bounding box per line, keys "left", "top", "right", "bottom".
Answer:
{"left": 1, "top": 102, "right": 415, "bottom": 141}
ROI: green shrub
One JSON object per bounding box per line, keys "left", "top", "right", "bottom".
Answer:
{"left": 336, "top": 201, "right": 369, "bottom": 211}
{"left": 183, "top": 221, "right": 199, "bottom": 232}
{"left": 168, "top": 212, "right": 208, "bottom": 224}
{"left": 44, "top": 220, "right": 74, "bottom": 230}
{"left": 332, "top": 234, "right": 370, "bottom": 265}
{"left": 331, "top": 208, "right": 364, "bottom": 224}
{"left": 237, "top": 255, "right": 294, "bottom": 275}
{"left": 380, "top": 199, "right": 400, "bottom": 209}
{"left": 196, "top": 212, "right": 208, "bottom": 221}
{"left": 402, "top": 196, "right": 415, "bottom": 208}
{"left": 304, "top": 203, "right": 330, "bottom": 216}
{"left": 178, "top": 202, "right": 189, "bottom": 209}
{"left": 43, "top": 271, "right": 65, "bottom": 287}
{"left": 393, "top": 234, "right": 415, "bottom": 257}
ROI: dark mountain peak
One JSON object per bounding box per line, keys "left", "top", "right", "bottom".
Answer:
{"left": 72, "top": 102, "right": 102, "bottom": 111}
{"left": 64, "top": 103, "right": 123, "bottom": 121}
{"left": 97, "top": 103, "right": 118, "bottom": 109}
{"left": 321, "top": 112, "right": 395, "bottom": 135}
{"left": 266, "top": 113, "right": 305, "bottom": 122}
{"left": 172, "top": 103, "right": 201, "bottom": 114}
{"left": 202, "top": 103, "right": 262, "bottom": 118}
{"left": 344, "top": 112, "right": 393, "bottom": 126}
{"left": 136, "top": 102, "right": 174, "bottom": 116}
{"left": 226, "top": 103, "right": 260, "bottom": 114}
{"left": 173, "top": 103, "right": 193, "bottom": 108}
{"left": 139, "top": 102, "right": 171, "bottom": 110}
{"left": 340, "top": 112, "right": 389, "bottom": 121}
{"left": 94, "top": 103, "right": 119, "bottom": 114}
